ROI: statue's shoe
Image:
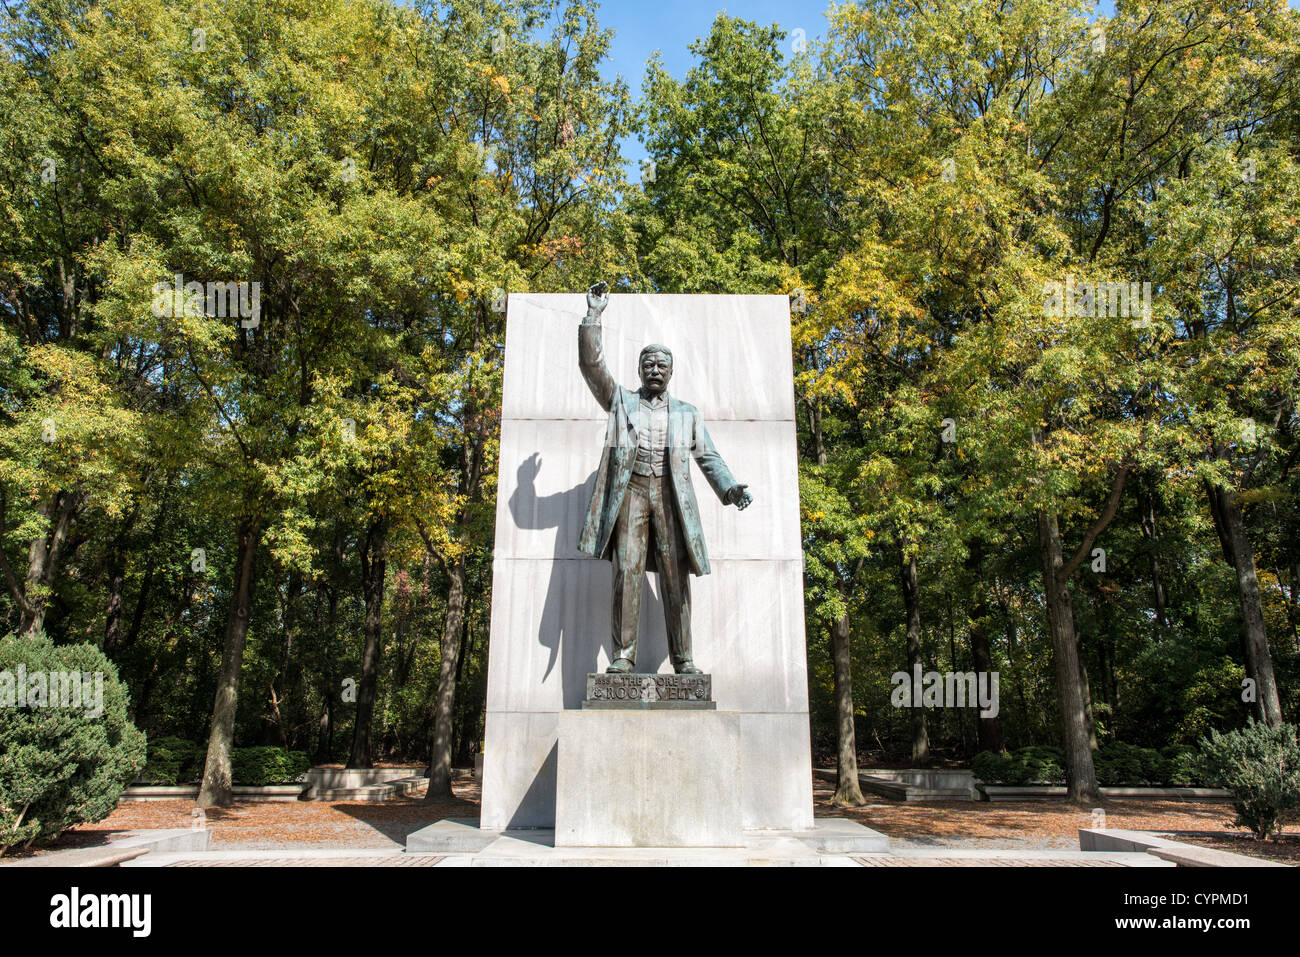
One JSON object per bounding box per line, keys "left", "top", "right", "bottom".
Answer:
{"left": 676, "top": 661, "right": 703, "bottom": 675}
{"left": 606, "top": 658, "right": 635, "bottom": 674}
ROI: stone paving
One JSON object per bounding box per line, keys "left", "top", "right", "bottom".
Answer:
{"left": 138, "top": 849, "right": 1154, "bottom": 866}
{"left": 124, "top": 843, "right": 1167, "bottom": 867}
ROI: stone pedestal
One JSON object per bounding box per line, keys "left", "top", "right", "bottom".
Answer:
{"left": 554, "top": 709, "right": 742, "bottom": 847}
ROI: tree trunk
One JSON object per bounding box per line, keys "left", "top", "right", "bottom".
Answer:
{"left": 119, "top": 549, "right": 157, "bottom": 653}
{"left": 270, "top": 572, "right": 303, "bottom": 749}
{"left": 102, "top": 547, "right": 127, "bottom": 654}
{"left": 316, "top": 694, "right": 335, "bottom": 766}
{"left": 966, "top": 544, "right": 1004, "bottom": 753}
{"left": 348, "top": 517, "right": 388, "bottom": 768}
{"left": 831, "top": 606, "right": 865, "bottom": 805}
{"left": 15, "top": 490, "right": 81, "bottom": 637}
{"left": 1000, "top": 588, "right": 1028, "bottom": 744}
{"left": 899, "top": 548, "right": 929, "bottom": 766}
{"left": 1289, "top": 558, "right": 1300, "bottom": 646}
{"left": 117, "top": 483, "right": 171, "bottom": 655}
{"left": 1205, "top": 483, "right": 1282, "bottom": 725}
{"left": 315, "top": 577, "right": 340, "bottom": 765}
{"left": 198, "top": 516, "right": 262, "bottom": 808}
{"left": 453, "top": 613, "right": 485, "bottom": 766}
{"left": 1077, "top": 635, "right": 1098, "bottom": 750}
{"left": 1139, "top": 488, "right": 1168, "bottom": 627}
{"left": 425, "top": 557, "right": 466, "bottom": 801}
{"left": 133, "top": 663, "right": 159, "bottom": 727}
{"left": 1037, "top": 510, "right": 1101, "bottom": 805}
{"left": 451, "top": 599, "right": 478, "bottom": 768}
{"left": 1100, "top": 629, "right": 1119, "bottom": 711}
{"left": 968, "top": 597, "right": 1004, "bottom": 754}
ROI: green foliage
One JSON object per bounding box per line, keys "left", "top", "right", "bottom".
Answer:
{"left": 0, "top": 632, "right": 146, "bottom": 855}
{"left": 0, "top": 0, "right": 638, "bottom": 773}
{"left": 972, "top": 746, "right": 1066, "bottom": 785}
{"left": 1094, "top": 743, "right": 1158, "bottom": 786}
{"left": 1160, "top": 747, "right": 1198, "bottom": 788}
{"left": 975, "top": 743, "right": 1202, "bottom": 786}
{"left": 1194, "top": 721, "right": 1300, "bottom": 840}
{"left": 229, "top": 747, "right": 310, "bottom": 786}
{"left": 140, "top": 737, "right": 205, "bottom": 786}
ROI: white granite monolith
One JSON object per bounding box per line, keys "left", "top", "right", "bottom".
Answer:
{"left": 480, "top": 293, "right": 813, "bottom": 833}
{"left": 555, "top": 710, "right": 742, "bottom": 847}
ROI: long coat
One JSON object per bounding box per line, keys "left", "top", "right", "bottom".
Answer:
{"left": 577, "top": 321, "right": 737, "bottom": 577}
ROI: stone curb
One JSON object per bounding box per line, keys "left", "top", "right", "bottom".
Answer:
{"left": 121, "top": 785, "right": 306, "bottom": 802}
{"left": 2, "top": 828, "right": 210, "bottom": 867}
{"left": 982, "top": 785, "right": 1232, "bottom": 802}
{"left": 1079, "top": 828, "right": 1289, "bottom": 867}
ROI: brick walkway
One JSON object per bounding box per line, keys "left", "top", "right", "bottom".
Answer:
{"left": 166, "top": 856, "right": 443, "bottom": 867}
{"left": 855, "top": 856, "right": 1123, "bottom": 867}
{"left": 153, "top": 852, "right": 1134, "bottom": 867}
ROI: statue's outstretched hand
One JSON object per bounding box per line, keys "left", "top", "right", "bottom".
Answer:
{"left": 586, "top": 281, "right": 609, "bottom": 318}
{"left": 727, "top": 484, "right": 753, "bottom": 510}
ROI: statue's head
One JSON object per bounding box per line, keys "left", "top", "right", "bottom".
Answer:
{"left": 638, "top": 344, "right": 673, "bottom": 396}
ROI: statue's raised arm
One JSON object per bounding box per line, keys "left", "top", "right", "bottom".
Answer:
{"left": 578, "top": 281, "right": 616, "bottom": 412}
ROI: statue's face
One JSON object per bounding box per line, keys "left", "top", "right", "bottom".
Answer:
{"left": 639, "top": 350, "right": 673, "bottom": 395}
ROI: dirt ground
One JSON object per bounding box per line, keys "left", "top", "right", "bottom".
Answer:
{"left": 809, "top": 776, "right": 1260, "bottom": 850}
{"left": 4, "top": 771, "right": 1292, "bottom": 862}
{"left": 56, "top": 777, "right": 483, "bottom": 852}
{"left": 1159, "top": 832, "right": 1300, "bottom": 864}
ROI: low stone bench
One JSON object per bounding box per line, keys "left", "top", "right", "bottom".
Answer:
{"left": 3, "top": 845, "right": 150, "bottom": 868}
{"left": 303, "top": 766, "right": 428, "bottom": 800}
{"left": 312, "top": 776, "right": 426, "bottom": 802}
{"left": 2, "top": 828, "right": 210, "bottom": 867}
{"left": 1079, "top": 828, "right": 1288, "bottom": 867}
{"left": 858, "top": 768, "right": 978, "bottom": 801}
{"left": 121, "top": 784, "right": 305, "bottom": 802}
{"left": 981, "top": 785, "right": 1232, "bottom": 802}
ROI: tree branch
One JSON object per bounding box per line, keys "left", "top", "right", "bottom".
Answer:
{"left": 413, "top": 516, "right": 448, "bottom": 574}
{"left": 1061, "top": 465, "right": 1130, "bottom": 580}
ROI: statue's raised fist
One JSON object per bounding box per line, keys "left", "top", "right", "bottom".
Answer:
{"left": 586, "top": 281, "right": 609, "bottom": 317}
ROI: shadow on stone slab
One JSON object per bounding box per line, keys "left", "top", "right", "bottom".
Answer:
{"left": 406, "top": 818, "right": 556, "bottom": 854}
{"left": 407, "top": 818, "right": 889, "bottom": 857}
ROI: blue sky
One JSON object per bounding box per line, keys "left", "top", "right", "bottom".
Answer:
{"left": 587, "top": 0, "right": 1298, "bottom": 177}
{"left": 598, "top": 0, "right": 838, "bottom": 86}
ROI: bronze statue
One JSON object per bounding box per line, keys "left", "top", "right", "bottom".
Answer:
{"left": 577, "top": 281, "right": 753, "bottom": 675}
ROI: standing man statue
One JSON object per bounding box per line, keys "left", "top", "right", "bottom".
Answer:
{"left": 577, "top": 281, "right": 753, "bottom": 676}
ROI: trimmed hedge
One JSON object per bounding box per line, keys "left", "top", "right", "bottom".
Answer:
{"left": 973, "top": 744, "right": 1202, "bottom": 786}
{"left": 141, "top": 742, "right": 310, "bottom": 787}
{"left": 229, "top": 747, "right": 310, "bottom": 786}
{"left": 140, "top": 736, "right": 204, "bottom": 785}
{"left": 0, "top": 632, "right": 147, "bottom": 855}
{"left": 972, "top": 746, "right": 1065, "bottom": 785}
